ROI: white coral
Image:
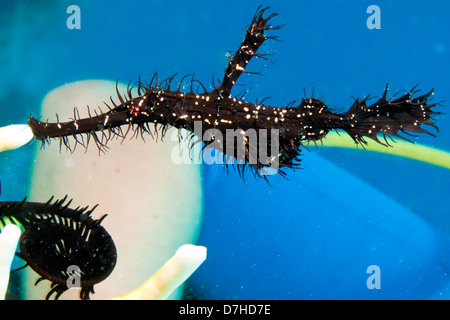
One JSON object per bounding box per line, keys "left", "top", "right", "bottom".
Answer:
{"left": 0, "top": 224, "right": 21, "bottom": 299}
{"left": 0, "top": 125, "right": 33, "bottom": 152}
{"left": 112, "top": 244, "right": 207, "bottom": 300}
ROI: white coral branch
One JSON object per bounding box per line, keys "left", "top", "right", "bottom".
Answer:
{"left": 112, "top": 244, "right": 207, "bottom": 300}
{"left": 0, "top": 224, "right": 21, "bottom": 299}
{"left": 0, "top": 125, "right": 33, "bottom": 152}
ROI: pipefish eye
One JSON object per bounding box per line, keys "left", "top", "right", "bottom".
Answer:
{"left": 19, "top": 216, "right": 117, "bottom": 300}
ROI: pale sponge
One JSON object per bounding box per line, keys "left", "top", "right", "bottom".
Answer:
{"left": 25, "top": 80, "right": 204, "bottom": 299}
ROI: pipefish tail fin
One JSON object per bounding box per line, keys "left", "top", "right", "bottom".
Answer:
{"left": 341, "top": 85, "right": 441, "bottom": 147}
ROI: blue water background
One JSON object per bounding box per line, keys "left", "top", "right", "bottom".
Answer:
{"left": 0, "top": 0, "right": 449, "bottom": 299}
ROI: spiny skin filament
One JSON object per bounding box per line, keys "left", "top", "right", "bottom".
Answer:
{"left": 27, "top": 6, "right": 442, "bottom": 181}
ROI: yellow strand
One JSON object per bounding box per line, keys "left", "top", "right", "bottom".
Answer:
{"left": 319, "top": 132, "right": 450, "bottom": 170}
